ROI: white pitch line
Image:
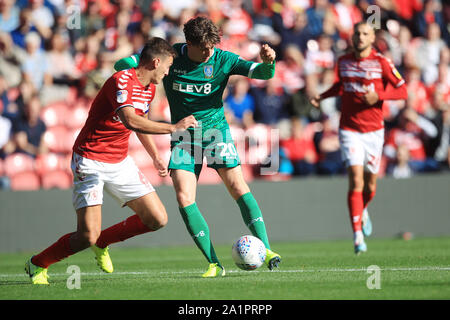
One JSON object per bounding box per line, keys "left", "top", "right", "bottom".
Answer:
{"left": 1, "top": 266, "right": 449, "bottom": 278}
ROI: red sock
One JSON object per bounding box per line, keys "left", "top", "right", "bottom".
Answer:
{"left": 363, "top": 191, "right": 376, "bottom": 209}
{"left": 348, "top": 191, "right": 364, "bottom": 232}
{"left": 32, "top": 232, "right": 75, "bottom": 268}
{"left": 95, "top": 215, "right": 152, "bottom": 249}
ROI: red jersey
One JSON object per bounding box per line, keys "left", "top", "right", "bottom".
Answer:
{"left": 73, "top": 68, "right": 155, "bottom": 163}
{"left": 324, "top": 49, "right": 406, "bottom": 133}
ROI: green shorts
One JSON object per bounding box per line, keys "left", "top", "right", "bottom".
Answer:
{"left": 168, "top": 122, "right": 240, "bottom": 176}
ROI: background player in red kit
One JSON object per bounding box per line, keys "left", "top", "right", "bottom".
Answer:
{"left": 311, "top": 22, "right": 408, "bottom": 254}
{"left": 24, "top": 38, "right": 197, "bottom": 284}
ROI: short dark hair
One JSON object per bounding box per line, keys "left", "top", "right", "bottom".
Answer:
{"left": 183, "top": 16, "right": 221, "bottom": 47}
{"left": 138, "top": 37, "right": 176, "bottom": 66}
{"left": 353, "top": 21, "right": 376, "bottom": 33}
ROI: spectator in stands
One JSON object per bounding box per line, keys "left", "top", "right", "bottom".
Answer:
{"left": 332, "top": 0, "right": 363, "bottom": 41}
{"left": 46, "top": 32, "right": 81, "bottom": 86}
{"left": 21, "top": 32, "right": 51, "bottom": 91}
{"left": 392, "top": 0, "right": 423, "bottom": 30}
{"left": 305, "top": 0, "right": 331, "bottom": 39}
{"left": 75, "top": 34, "right": 101, "bottom": 74}
{"left": 29, "top": 0, "right": 55, "bottom": 31}
{"left": 222, "top": 0, "right": 253, "bottom": 41}
{"left": 384, "top": 108, "right": 439, "bottom": 173}
{"left": 313, "top": 114, "right": 344, "bottom": 175}
{"left": 0, "top": 76, "right": 13, "bottom": 159}
{"left": 10, "top": 93, "right": 47, "bottom": 157}
{"left": 415, "top": 22, "right": 448, "bottom": 85}
{"left": 0, "top": 0, "right": 20, "bottom": 32}
{"left": 276, "top": 44, "right": 305, "bottom": 94}
{"left": 11, "top": 7, "right": 50, "bottom": 49}
{"left": 225, "top": 77, "right": 255, "bottom": 129}
{"left": 415, "top": 0, "right": 449, "bottom": 45}
{"left": 251, "top": 78, "right": 290, "bottom": 126}
{"left": 404, "top": 66, "right": 431, "bottom": 115}
{"left": 280, "top": 9, "right": 312, "bottom": 53}
{"left": 0, "top": 31, "right": 26, "bottom": 88}
{"left": 84, "top": 52, "right": 113, "bottom": 99}
{"left": 304, "top": 33, "right": 335, "bottom": 76}
{"left": 81, "top": 1, "right": 106, "bottom": 37}
{"left": 280, "top": 120, "right": 318, "bottom": 176}
{"left": 390, "top": 144, "right": 413, "bottom": 179}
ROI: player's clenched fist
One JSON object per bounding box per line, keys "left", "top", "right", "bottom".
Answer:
{"left": 174, "top": 115, "right": 198, "bottom": 131}
{"left": 260, "top": 44, "right": 276, "bottom": 64}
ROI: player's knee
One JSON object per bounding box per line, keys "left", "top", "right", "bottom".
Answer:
{"left": 78, "top": 230, "right": 100, "bottom": 247}
{"left": 365, "top": 181, "right": 377, "bottom": 193}
{"left": 176, "top": 191, "right": 195, "bottom": 208}
{"left": 349, "top": 177, "right": 364, "bottom": 191}
{"left": 227, "top": 180, "right": 250, "bottom": 199}
{"left": 140, "top": 210, "right": 168, "bottom": 231}
{"left": 153, "top": 214, "right": 168, "bottom": 230}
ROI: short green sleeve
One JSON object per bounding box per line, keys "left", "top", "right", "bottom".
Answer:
{"left": 114, "top": 54, "right": 140, "bottom": 71}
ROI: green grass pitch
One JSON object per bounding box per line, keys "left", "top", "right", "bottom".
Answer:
{"left": 1, "top": 237, "right": 449, "bottom": 300}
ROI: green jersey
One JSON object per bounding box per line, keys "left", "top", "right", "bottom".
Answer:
{"left": 114, "top": 44, "right": 275, "bottom": 129}
{"left": 164, "top": 43, "right": 258, "bottom": 127}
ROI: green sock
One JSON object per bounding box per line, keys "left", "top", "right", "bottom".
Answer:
{"left": 179, "top": 203, "right": 221, "bottom": 266}
{"left": 237, "top": 192, "right": 271, "bottom": 250}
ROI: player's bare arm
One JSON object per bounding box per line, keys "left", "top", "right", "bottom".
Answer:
{"left": 310, "top": 81, "right": 342, "bottom": 108}
{"left": 118, "top": 106, "right": 197, "bottom": 134}
{"left": 136, "top": 131, "right": 168, "bottom": 177}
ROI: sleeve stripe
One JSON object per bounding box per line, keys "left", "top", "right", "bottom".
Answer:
{"left": 114, "top": 104, "right": 134, "bottom": 113}
{"left": 247, "top": 63, "right": 258, "bottom": 78}
{"left": 131, "top": 55, "right": 137, "bottom": 64}
{"left": 396, "top": 79, "right": 405, "bottom": 87}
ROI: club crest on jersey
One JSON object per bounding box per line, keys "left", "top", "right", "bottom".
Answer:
{"left": 116, "top": 90, "right": 128, "bottom": 103}
{"left": 203, "top": 65, "right": 214, "bottom": 78}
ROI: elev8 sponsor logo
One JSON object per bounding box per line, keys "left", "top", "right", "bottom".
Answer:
{"left": 172, "top": 82, "right": 212, "bottom": 94}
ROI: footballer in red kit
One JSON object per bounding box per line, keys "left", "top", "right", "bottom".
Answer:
{"left": 311, "top": 22, "right": 408, "bottom": 254}
{"left": 24, "top": 38, "right": 198, "bottom": 285}
{"left": 73, "top": 68, "right": 156, "bottom": 163}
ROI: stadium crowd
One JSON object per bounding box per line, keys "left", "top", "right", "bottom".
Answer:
{"left": 0, "top": 0, "right": 449, "bottom": 190}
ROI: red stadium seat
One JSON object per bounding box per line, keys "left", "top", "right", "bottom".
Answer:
{"left": 41, "top": 170, "right": 72, "bottom": 189}
{"left": 10, "top": 171, "right": 41, "bottom": 191}
{"left": 65, "top": 105, "right": 89, "bottom": 129}
{"left": 43, "top": 126, "right": 73, "bottom": 153}
{"left": 40, "top": 102, "right": 70, "bottom": 127}
{"left": 35, "top": 153, "right": 67, "bottom": 176}
{"left": 4, "top": 153, "right": 35, "bottom": 177}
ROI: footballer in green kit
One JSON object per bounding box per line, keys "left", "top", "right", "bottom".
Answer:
{"left": 115, "top": 16, "right": 281, "bottom": 277}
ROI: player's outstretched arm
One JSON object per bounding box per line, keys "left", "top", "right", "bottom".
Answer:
{"left": 114, "top": 54, "right": 140, "bottom": 71}
{"left": 248, "top": 44, "right": 276, "bottom": 80}
{"left": 310, "top": 82, "right": 342, "bottom": 108}
{"left": 117, "top": 106, "right": 197, "bottom": 134}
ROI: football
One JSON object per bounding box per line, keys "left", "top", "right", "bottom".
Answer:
{"left": 231, "top": 235, "right": 266, "bottom": 270}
